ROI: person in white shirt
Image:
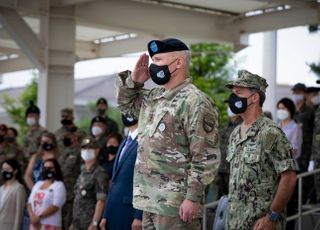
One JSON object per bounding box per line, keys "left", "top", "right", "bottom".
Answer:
{"left": 28, "top": 158, "right": 66, "bottom": 230}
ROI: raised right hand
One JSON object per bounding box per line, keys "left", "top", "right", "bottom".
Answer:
{"left": 131, "top": 53, "right": 150, "bottom": 84}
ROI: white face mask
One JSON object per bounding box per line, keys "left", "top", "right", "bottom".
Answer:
{"left": 81, "top": 149, "right": 96, "bottom": 161}
{"left": 91, "top": 126, "right": 103, "bottom": 136}
{"left": 26, "top": 117, "right": 36, "bottom": 126}
{"left": 277, "top": 109, "right": 289, "bottom": 121}
{"left": 311, "top": 95, "right": 320, "bottom": 105}
{"left": 292, "top": 94, "right": 304, "bottom": 104}
{"left": 227, "top": 107, "right": 236, "bottom": 118}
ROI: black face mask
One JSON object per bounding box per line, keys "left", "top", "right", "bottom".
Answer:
{"left": 2, "top": 171, "right": 13, "bottom": 181}
{"left": 61, "top": 119, "right": 73, "bottom": 126}
{"left": 0, "top": 135, "right": 4, "bottom": 143}
{"left": 106, "top": 146, "right": 119, "bottom": 155}
{"left": 148, "top": 59, "right": 177, "bottom": 85}
{"left": 4, "top": 136, "right": 15, "bottom": 143}
{"left": 42, "top": 143, "right": 55, "bottom": 151}
{"left": 41, "top": 169, "right": 55, "bottom": 180}
{"left": 97, "top": 109, "right": 106, "bottom": 116}
{"left": 121, "top": 114, "right": 138, "bottom": 127}
{"left": 228, "top": 93, "right": 254, "bottom": 114}
{"left": 63, "top": 137, "right": 72, "bottom": 147}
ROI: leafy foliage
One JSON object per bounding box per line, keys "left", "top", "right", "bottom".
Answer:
{"left": 2, "top": 77, "right": 38, "bottom": 143}
{"left": 189, "top": 43, "right": 234, "bottom": 125}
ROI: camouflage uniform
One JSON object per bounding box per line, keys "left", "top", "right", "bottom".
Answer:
{"left": 59, "top": 145, "right": 81, "bottom": 229}
{"left": 225, "top": 71, "right": 296, "bottom": 230}
{"left": 117, "top": 71, "right": 220, "bottom": 221}
{"left": 23, "top": 126, "right": 46, "bottom": 159}
{"left": 72, "top": 163, "right": 108, "bottom": 230}
{"left": 218, "top": 117, "right": 242, "bottom": 196}
{"left": 311, "top": 106, "right": 320, "bottom": 201}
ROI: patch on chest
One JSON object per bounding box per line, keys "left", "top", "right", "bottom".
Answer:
{"left": 158, "top": 122, "right": 166, "bottom": 132}
{"left": 203, "top": 113, "right": 215, "bottom": 133}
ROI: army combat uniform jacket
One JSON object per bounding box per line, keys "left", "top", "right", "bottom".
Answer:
{"left": 117, "top": 71, "right": 220, "bottom": 217}
{"left": 226, "top": 114, "right": 295, "bottom": 230}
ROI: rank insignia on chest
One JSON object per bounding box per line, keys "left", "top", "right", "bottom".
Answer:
{"left": 159, "top": 123, "right": 166, "bottom": 132}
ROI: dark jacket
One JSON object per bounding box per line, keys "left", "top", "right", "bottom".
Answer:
{"left": 103, "top": 136, "right": 142, "bottom": 230}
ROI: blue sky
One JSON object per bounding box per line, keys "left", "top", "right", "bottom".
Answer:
{"left": 1, "top": 26, "right": 319, "bottom": 88}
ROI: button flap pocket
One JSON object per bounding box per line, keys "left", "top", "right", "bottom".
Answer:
{"left": 148, "top": 111, "right": 168, "bottom": 137}
{"left": 243, "top": 147, "right": 260, "bottom": 163}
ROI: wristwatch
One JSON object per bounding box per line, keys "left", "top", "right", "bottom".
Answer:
{"left": 92, "top": 220, "right": 99, "bottom": 226}
{"left": 267, "top": 210, "right": 281, "bottom": 221}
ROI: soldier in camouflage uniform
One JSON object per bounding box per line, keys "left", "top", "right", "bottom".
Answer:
{"left": 117, "top": 38, "right": 220, "bottom": 229}
{"left": 71, "top": 137, "right": 108, "bottom": 230}
{"left": 58, "top": 128, "right": 81, "bottom": 229}
{"left": 309, "top": 80, "right": 320, "bottom": 202}
{"left": 55, "top": 108, "right": 86, "bottom": 154}
{"left": 23, "top": 101, "right": 46, "bottom": 159}
{"left": 225, "top": 70, "right": 297, "bottom": 230}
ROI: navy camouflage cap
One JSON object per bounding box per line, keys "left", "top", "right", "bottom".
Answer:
{"left": 226, "top": 70, "right": 268, "bottom": 93}
{"left": 148, "top": 38, "right": 189, "bottom": 58}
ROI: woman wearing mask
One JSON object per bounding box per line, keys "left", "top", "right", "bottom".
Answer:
{"left": 71, "top": 137, "right": 108, "bottom": 230}
{"left": 102, "top": 133, "right": 123, "bottom": 181}
{"left": 28, "top": 158, "right": 66, "bottom": 230}
{"left": 0, "top": 159, "right": 26, "bottom": 230}
{"left": 24, "top": 132, "right": 59, "bottom": 190}
{"left": 276, "top": 98, "right": 303, "bottom": 170}
{"left": 90, "top": 116, "right": 108, "bottom": 166}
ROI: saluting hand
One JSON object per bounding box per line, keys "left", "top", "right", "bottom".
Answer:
{"left": 131, "top": 53, "right": 150, "bottom": 84}
{"left": 179, "top": 199, "right": 200, "bottom": 223}
{"left": 254, "top": 215, "right": 276, "bottom": 230}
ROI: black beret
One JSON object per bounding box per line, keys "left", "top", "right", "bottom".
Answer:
{"left": 91, "top": 116, "right": 106, "bottom": 124}
{"left": 291, "top": 83, "right": 307, "bottom": 92}
{"left": 25, "top": 101, "right": 40, "bottom": 116}
{"left": 306, "top": 87, "right": 320, "bottom": 93}
{"left": 148, "top": 38, "right": 189, "bottom": 58}
{"left": 96, "top": 97, "right": 107, "bottom": 105}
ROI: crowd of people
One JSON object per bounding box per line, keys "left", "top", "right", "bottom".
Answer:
{"left": 0, "top": 37, "right": 319, "bottom": 230}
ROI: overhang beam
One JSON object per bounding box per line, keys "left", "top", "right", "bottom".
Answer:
{"left": 0, "top": 7, "right": 44, "bottom": 71}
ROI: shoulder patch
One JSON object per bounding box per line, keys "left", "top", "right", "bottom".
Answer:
{"left": 265, "top": 132, "right": 277, "bottom": 150}
{"left": 203, "top": 113, "right": 215, "bottom": 133}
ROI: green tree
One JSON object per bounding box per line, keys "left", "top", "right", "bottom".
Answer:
{"left": 189, "top": 43, "right": 234, "bottom": 125}
{"left": 2, "top": 77, "right": 38, "bottom": 143}
{"left": 308, "top": 25, "right": 320, "bottom": 79}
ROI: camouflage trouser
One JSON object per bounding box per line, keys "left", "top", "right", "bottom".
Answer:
{"left": 142, "top": 211, "right": 201, "bottom": 230}
{"left": 62, "top": 201, "right": 73, "bottom": 229}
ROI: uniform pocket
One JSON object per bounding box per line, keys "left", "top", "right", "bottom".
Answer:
{"left": 149, "top": 111, "right": 168, "bottom": 137}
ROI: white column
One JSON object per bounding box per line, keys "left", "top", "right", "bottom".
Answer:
{"left": 262, "top": 31, "right": 277, "bottom": 119}
{"left": 38, "top": 5, "right": 76, "bottom": 131}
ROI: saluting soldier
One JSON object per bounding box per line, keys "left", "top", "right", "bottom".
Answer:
{"left": 117, "top": 38, "right": 220, "bottom": 229}
{"left": 225, "top": 70, "right": 297, "bottom": 230}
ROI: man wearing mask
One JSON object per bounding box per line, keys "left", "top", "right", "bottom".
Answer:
{"left": 5, "top": 127, "right": 25, "bottom": 172}
{"left": 55, "top": 108, "right": 85, "bottom": 154}
{"left": 0, "top": 124, "right": 10, "bottom": 165}
{"left": 23, "top": 101, "right": 46, "bottom": 159}
{"left": 58, "top": 127, "right": 81, "bottom": 229}
{"left": 306, "top": 87, "right": 320, "bottom": 109}
{"left": 100, "top": 114, "right": 142, "bottom": 230}
{"left": 308, "top": 80, "right": 320, "bottom": 203}
{"left": 96, "top": 98, "right": 119, "bottom": 135}
{"left": 117, "top": 38, "right": 220, "bottom": 229}
{"left": 218, "top": 107, "right": 242, "bottom": 197}
{"left": 226, "top": 70, "right": 296, "bottom": 230}
{"left": 291, "top": 83, "right": 315, "bottom": 172}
